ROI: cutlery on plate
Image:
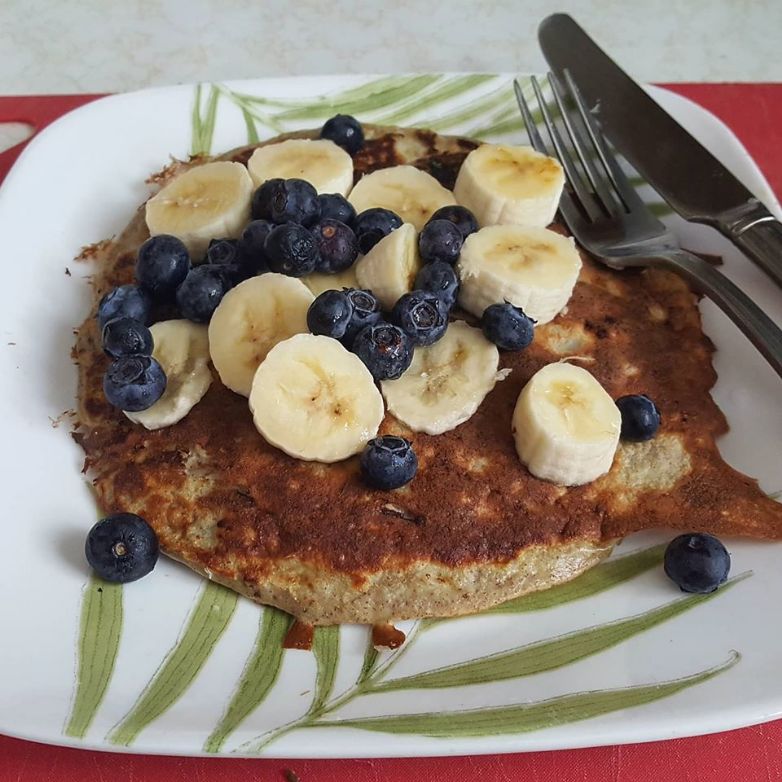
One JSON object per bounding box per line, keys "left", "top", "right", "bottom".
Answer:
{"left": 538, "top": 12, "right": 782, "bottom": 288}
{"left": 513, "top": 73, "right": 782, "bottom": 378}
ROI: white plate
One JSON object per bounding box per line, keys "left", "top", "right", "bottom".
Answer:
{"left": 0, "top": 74, "right": 780, "bottom": 759}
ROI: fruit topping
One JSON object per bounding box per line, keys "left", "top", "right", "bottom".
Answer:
{"left": 311, "top": 219, "right": 359, "bottom": 273}
{"left": 391, "top": 291, "right": 448, "bottom": 346}
{"left": 361, "top": 436, "right": 418, "bottom": 490}
{"left": 418, "top": 218, "right": 464, "bottom": 265}
{"left": 481, "top": 302, "right": 535, "bottom": 351}
{"left": 264, "top": 223, "right": 320, "bottom": 277}
{"left": 136, "top": 234, "right": 190, "bottom": 299}
{"left": 102, "top": 317, "right": 154, "bottom": 358}
{"left": 616, "top": 394, "right": 661, "bottom": 441}
{"left": 664, "top": 533, "right": 730, "bottom": 594}
{"left": 103, "top": 355, "right": 167, "bottom": 412}
{"left": 352, "top": 322, "right": 413, "bottom": 381}
{"left": 85, "top": 513, "right": 159, "bottom": 583}
{"left": 320, "top": 114, "right": 365, "bottom": 155}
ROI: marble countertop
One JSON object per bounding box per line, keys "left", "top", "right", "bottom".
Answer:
{"left": 0, "top": 0, "right": 780, "bottom": 95}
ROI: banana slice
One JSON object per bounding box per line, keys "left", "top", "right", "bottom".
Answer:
{"left": 247, "top": 139, "right": 354, "bottom": 196}
{"left": 457, "top": 225, "right": 582, "bottom": 324}
{"left": 208, "top": 274, "right": 314, "bottom": 397}
{"left": 512, "top": 362, "right": 620, "bottom": 486}
{"left": 453, "top": 143, "right": 564, "bottom": 228}
{"left": 302, "top": 266, "right": 360, "bottom": 297}
{"left": 354, "top": 223, "right": 421, "bottom": 310}
{"left": 250, "top": 334, "right": 384, "bottom": 462}
{"left": 125, "top": 320, "right": 212, "bottom": 430}
{"left": 381, "top": 321, "right": 502, "bottom": 435}
{"left": 145, "top": 161, "right": 253, "bottom": 259}
{"left": 348, "top": 165, "right": 456, "bottom": 230}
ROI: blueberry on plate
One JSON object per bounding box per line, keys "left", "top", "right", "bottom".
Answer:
{"left": 352, "top": 322, "right": 413, "bottom": 381}
{"left": 264, "top": 223, "right": 320, "bottom": 277}
{"left": 307, "top": 289, "right": 354, "bottom": 340}
{"left": 176, "top": 265, "right": 229, "bottom": 323}
{"left": 311, "top": 218, "right": 359, "bottom": 273}
{"left": 103, "top": 355, "right": 167, "bottom": 412}
{"left": 391, "top": 291, "right": 448, "bottom": 346}
{"left": 252, "top": 178, "right": 320, "bottom": 226}
{"left": 664, "top": 533, "right": 730, "bottom": 594}
{"left": 85, "top": 513, "right": 159, "bottom": 583}
{"left": 428, "top": 204, "right": 479, "bottom": 240}
{"left": 418, "top": 218, "right": 464, "bottom": 265}
{"left": 320, "top": 114, "right": 365, "bottom": 155}
{"left": 415, "top": 261, "right": 459, "bottom": 310}
{"left": 342, "top": 288, "right": 382, "bottom": 346}
{"left": 102, "top": 317, "right": 154, "bottom": 358}
{"left": 361, "top": 436, "right": 418, "bottom": 490}
{"left": 136, "top": 234, "right": 190, "bottom": 299}
{"left": 481, "top": 302, "right": 535, "bottom": 351}
{"left": 616, "top": 394, "right": 661, "bottom": 441}
{"left": 237, "top": 219, "right": 273, "bottom": 275}
{"left": 318, "top": 193, "right": 356, "bottom": 225}
{"left": 97, "top": 284, "right": 151, "bottom": 330}
{"left": 353, "top": 208, "right": 403, "bottom": 254}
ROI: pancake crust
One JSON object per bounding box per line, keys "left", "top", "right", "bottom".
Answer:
{"left": 73, "top": 125, "right": 782, "bottom": 625}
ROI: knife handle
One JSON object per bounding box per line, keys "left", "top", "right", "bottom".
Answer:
{"left": 716, "top": 203, "right": 782, "bottom": 287}
{"left": 729, "top": 217, "right": 782, "bottom": 287}
{"left": 665, "top": 250, "right": 782, "bottom": 379}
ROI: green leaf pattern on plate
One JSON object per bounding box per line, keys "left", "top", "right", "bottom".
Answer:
{"left": 64, "top": 577, "right": 123, "bottom": 738}
{"left": 308, "top": 625, "right": 340, "bottom": 717}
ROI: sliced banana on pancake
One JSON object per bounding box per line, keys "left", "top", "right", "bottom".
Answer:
{"left": 513, "top": 362, "right": 620, "bottom": 486}
{"left": 348, "top": 165, "right": 456, "bottom": 230}
{"left": 208, "top": 274, "right": 314, "bottom": 397}
{"left": 457, "top": 225, "right": 581, "bottom": 324}
{"left": 382, "top": 321, "right": 503, "bottom": 435}
{"left": 453, "top": 143, "right": 564, "bottom": 228}
{"left": 145, "top": 161, "right": 253, "bottom": 259}
{"left": 354, "top": 223, "right": 421, "bottom": 310}
{"left": 250, "top": 334, "right": 384, "bottom": 462}
{"left": 302, "top": 265, "right": 360, "bottom": 297}
{"left": 125, "top": 320, "right": 212, "bottom": 430}
{"left": 247, "top": 139, "right": 354, "bottom": 196}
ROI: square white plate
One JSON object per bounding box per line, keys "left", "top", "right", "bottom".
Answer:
{"left": 0, "top": 74, "right": 780, "bottom": 758}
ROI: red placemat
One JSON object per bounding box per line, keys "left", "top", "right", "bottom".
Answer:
{"left": 1, "top": 84, "right": 780, "bottom": 782}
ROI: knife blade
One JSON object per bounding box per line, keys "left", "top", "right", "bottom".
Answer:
{"left": 538, "top": 12, "right": 782, "bottom": 287}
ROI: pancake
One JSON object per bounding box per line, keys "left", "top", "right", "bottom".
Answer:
{"left": 73, "top": 125, "right": 782, "bottom": 625}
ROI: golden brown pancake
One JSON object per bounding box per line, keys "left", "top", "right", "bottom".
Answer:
{"left": 73, "top": 125, "right": 782, "bottom": 625}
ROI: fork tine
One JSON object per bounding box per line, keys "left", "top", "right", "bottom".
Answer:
{"left": 529, "top": 76, "right": 603, "bottom": 223}
{"left": 513, "top": 79, "right": 547, "bottom": 154}
{"left": 562, "top": 69, "right": 644, "bottom": 211}
{"left": 547, "top": 71, "right": 623, "bottom": 218}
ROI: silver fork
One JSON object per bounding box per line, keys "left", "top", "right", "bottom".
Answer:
{"left": 514, "top": 73, "right": 782, "bottom": 379}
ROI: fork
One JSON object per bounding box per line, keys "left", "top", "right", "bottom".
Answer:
{"left": 514, "top": 73, "right": 782, "bottom": 379}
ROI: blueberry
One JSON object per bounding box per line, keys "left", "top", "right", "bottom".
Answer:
{"left": 205, "top": 238, "right": 246, "bottom": 285}
{"left": 429, "top": 205, "right": 479, "bottom": 240}
{"left": 136, "top": 234, "right": 190, "bottom": 299}
{"left": 392, "top": 291, "right": 448, "bottom": 346}
{"left": 97, "top": 284, "right": 152, "bottom": 330}
{"left": 361, "top": 436, "right": 418, "bottom": 490}
{"left": 415, "top": 261, "right": 459, "bottom": 310}
{"left": 176, "top": 265, "right": 229, "bottom": 323}
{"left": 418, "top": 219, "right": 464, "bottom": 265}
{"left": 342, "top": 288, "right": 382, "bottom": 346}
{"left": 85, "top": 513, "right": 159, "bottom": 583}
{"left": 664, "top": 533, "right": 730, "bottom": 594}
{"left": 353, "top": 208, "right": 403, "bottom": 254}
{"left": 237, "top": 219, "right": 273, "bottom": 276}
{"left": 481, "top": 302, "right": 535, "bottom": 351}
{"left": 103, "top": 355, "right": 167, "bottom": 412}
{"left": 352, "top": 322, "right": 413, "bottom": 381}
{"left": 311, "top": 219, "right": 359, "bottom": 273}
{"left": 616, "top": 394, "right": 661, "bottom": 441}
{"left": 102, "top": 317, "right": 154, "bottom": 358}
{"left": 318, "top": 193, "right": 356, "bottom": 225}
{"left": 264, "top": 223, "right": 320, "bottom": 277}
{"left": 252, "top": 178, "right": 320, "bottom": 226}
{"left": 307, "top": 290, "right": 354, "bottom": 339}
{"left": 320, "top": 114, "right": 365, "bottom": 155}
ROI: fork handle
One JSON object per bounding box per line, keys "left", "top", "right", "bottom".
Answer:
{"left": 662, "top": 250, "right": 782, "bottom": 378}
{"left": 727, "top": 217, "right": 782, "bottom": 288}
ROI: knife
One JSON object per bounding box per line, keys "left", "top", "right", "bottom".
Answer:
{"left": 538, "top": 13, "right": 782, "bottom": 287}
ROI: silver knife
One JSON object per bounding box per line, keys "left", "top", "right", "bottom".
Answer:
{"left": 538, "top": 13, "right": 782, "bottom": 287}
